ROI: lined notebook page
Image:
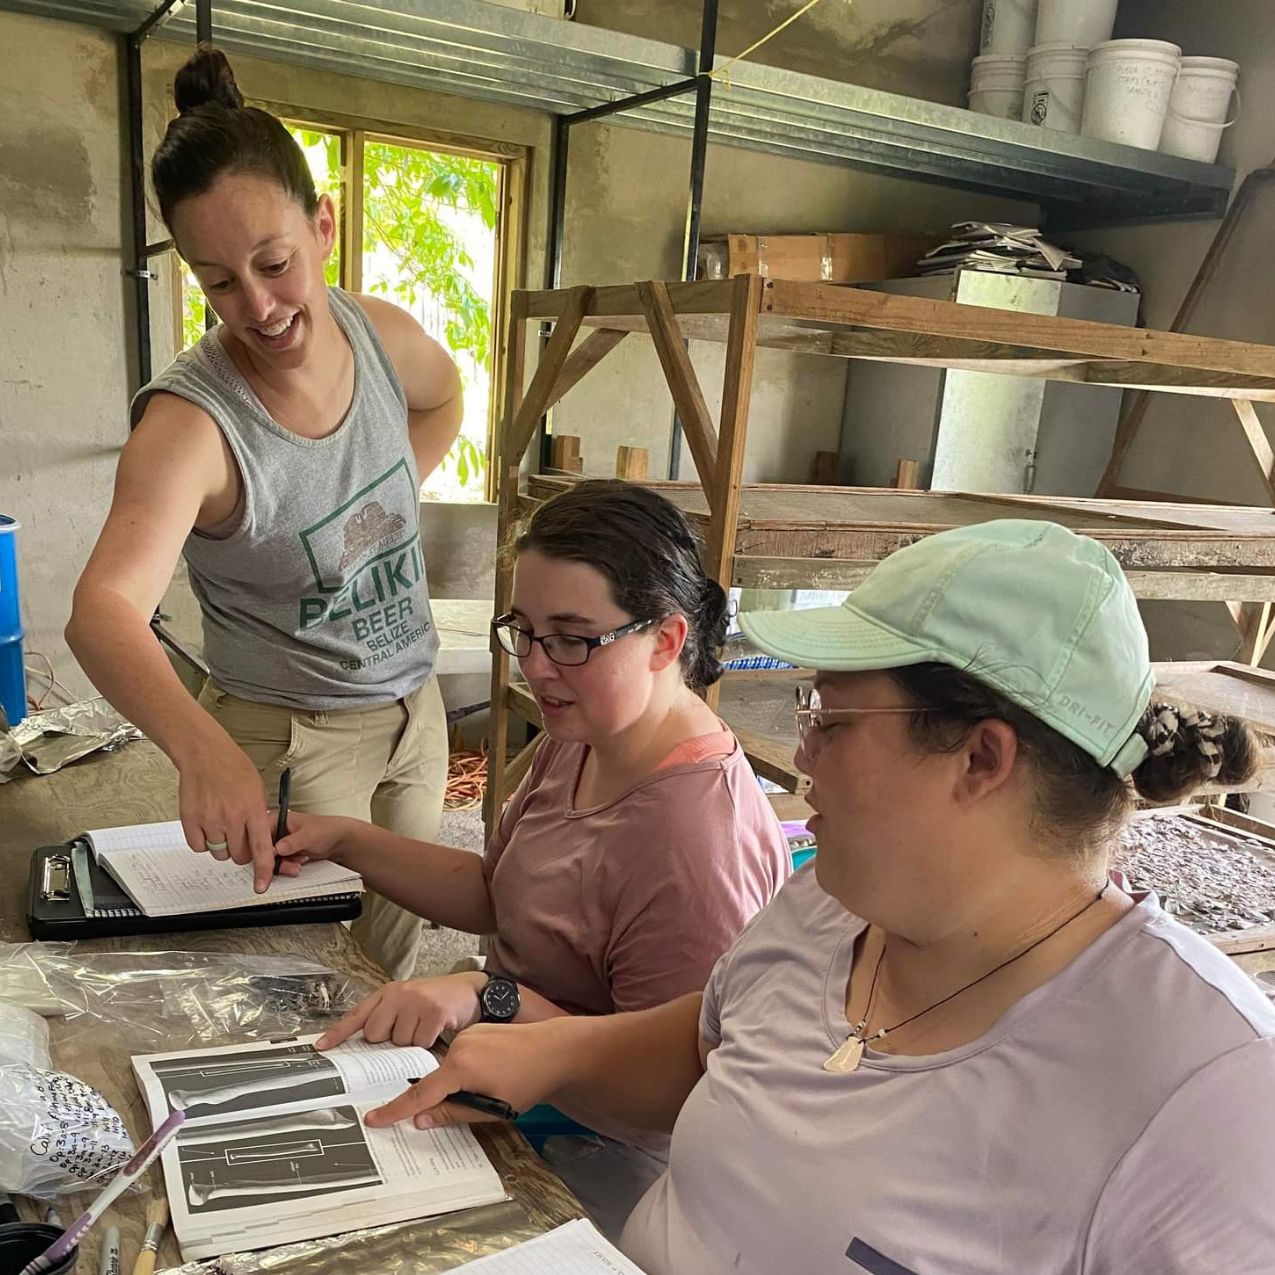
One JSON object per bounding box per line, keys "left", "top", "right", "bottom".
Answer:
{"left": 86, "top": 820, "right": 190, "bottom": 859}
{"left": 85, "top": 821, "right": 361, "bottom": 917}
{"left": 452, "top": 1221, "right": 647, "bottom": 1273}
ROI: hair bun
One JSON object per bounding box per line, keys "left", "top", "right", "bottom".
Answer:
{"left": 1131, "top": 701, "right": 1257, "bottom": 804}
{"left": 174, "top": 46, "right": 244, "bottom": 114}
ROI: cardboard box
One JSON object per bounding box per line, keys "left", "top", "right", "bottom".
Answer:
{"left": 697, "top": 233, "right": 940, "bottom": 284}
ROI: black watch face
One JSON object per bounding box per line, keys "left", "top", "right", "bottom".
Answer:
{"left": 483, "top": 977, "right": 519, "bottom": 1020}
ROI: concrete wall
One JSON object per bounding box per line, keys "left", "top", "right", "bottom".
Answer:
{"left": 576, "top": 0, "right": 980, "bottom": 105}
{"left": 1072, "top": 0, "right": 1275, "bottom": 661}
{"left": 0, "top": 16, "right": 131, "bottom": 702}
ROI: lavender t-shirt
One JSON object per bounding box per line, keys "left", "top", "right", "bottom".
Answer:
{"left": 622, "top": 865, "right": 1275, "bottom": 1275}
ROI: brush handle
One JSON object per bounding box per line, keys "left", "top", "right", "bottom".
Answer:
{"left": 130, "top": 1252, "right": 157, "bottom": 1275}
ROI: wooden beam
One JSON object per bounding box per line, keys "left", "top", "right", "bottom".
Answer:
{"left": 893, "top": 459, "right": 920, "bottom": 489}
{"left": 636, "top": 280, "right": 720, "bottom": 504}
{"left": 1084, "top": 363, "right": 1275, "bottom": 400}
{"left": 761, "top": 278, "right": 1275, "bottom": 380}
{"left": 767, "top": 792, "right": 813, "bottom": 822}
{"left": 507, "top": 285, "right": 590, "bottom": 464}
{"left": 484, "top": 291, "right": 529, "bottom": 843}
{"left": 1231, "top": 398, "right": 1275, "bottom": 504}
{"left": 507, "top": 681, "right": 542, "bottom": 726}
{"left": 503, "top": 732, "right": 546, "bottom": 793}
{"left": 733, "top": 724, "right": 810, "bottom": 794}
{"left": 732, "top": 555, "right": 1275, "bottom": 601}
{"left": 1107, "top": 485, "right": 1246, "bottom": 508}
{"left": 544, "top": 328, "right": 629, "bottom": 414}
{"left": 705, "top": 274, "right": 763, "bottom": 711}
{"left": 615, "top": 445, "right": 649, "bottom": 480}
{"left": 573, "top": 308, "right": 1275, "bottom": 398}
{"left": 525, "top": 280, "right": 740, "bottom": 320}
{"left": 1228, "top": 600, "right": 1275, "bottom": 666}
{"left": 549, "top": 434, "right": 582, "bottom": 473}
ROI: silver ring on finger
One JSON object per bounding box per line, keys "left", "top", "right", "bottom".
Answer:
{"left": 205, "top": 838, "right": 229, "bottom": 851}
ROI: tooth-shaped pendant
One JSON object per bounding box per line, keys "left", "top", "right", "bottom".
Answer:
{"left": 824, "top": 1034, "right": 865, "bottom": 1073}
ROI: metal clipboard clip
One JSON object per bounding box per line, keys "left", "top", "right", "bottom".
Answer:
{"left": 40, "top": 852, "right": 73, "bottom": 903}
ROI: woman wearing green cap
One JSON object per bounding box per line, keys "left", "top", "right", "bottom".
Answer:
{"left": 354, "top": 519, "right": 1275, "bottom": 1274}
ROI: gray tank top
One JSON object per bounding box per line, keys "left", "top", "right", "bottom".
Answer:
{"left": 131, "top": 287, "right": 439, "bottom": 710}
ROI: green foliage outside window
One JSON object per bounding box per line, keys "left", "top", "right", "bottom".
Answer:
{"left": 360, "top": 139, "right": 498, "bottom": 496}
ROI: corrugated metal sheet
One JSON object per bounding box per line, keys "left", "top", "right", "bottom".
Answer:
{"left": 0, "top": 0, "right": 1233, "bottom": 226}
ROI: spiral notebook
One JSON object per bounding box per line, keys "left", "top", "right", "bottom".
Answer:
{"left": 27, "top": 822, "right": 363, "bottom": 939}
{"left": 82, "top": 820, "right": 362, "bottom": 917}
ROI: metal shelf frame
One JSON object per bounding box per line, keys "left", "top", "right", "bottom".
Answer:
{"left": 2, "top": 0, "right": 1238, "bottom": 407}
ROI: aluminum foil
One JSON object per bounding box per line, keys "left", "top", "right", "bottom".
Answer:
{"left": 0, "top": 697, "right": 142, "bottom": 783}
{"left": 155, "top": 1199, "right": 542, "bottom": 1273}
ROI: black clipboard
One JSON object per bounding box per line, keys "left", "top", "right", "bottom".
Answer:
{"left": 26, "top": 842, "right": 362, "bottom": 940}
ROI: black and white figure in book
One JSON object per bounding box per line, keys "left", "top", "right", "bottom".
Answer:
{"left": 175, "top": 1106, "right": 381, "bottom": 1214}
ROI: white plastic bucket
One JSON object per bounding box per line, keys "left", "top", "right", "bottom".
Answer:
{"left": 980, "top": 0, "right": 1037, "bottom": 56}
{"left": 1160, "top": 56, "right": 1239, "bottom": 163}
{"left": 970, "top": 53, "right": 1028, "bottom": 118}
{"left": 1022, "top": 42, "right": 1089, "bottom": 132}
{"left": 1035, "top": 0, "right": 1118, "bottom": 50}
{"left": 1081, "top": 40, "right": 1182, "bottom": 150}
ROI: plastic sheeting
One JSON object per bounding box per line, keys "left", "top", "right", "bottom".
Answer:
{"left": 0, "top": 944, "right": 368, "bottom": 1049}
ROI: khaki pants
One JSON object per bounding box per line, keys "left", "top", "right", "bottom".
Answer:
{"left": 198, "top": 676, "right": 448, "bottom": 980}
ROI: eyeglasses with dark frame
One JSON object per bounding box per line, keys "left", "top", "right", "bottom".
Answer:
{"left": 793, "top": 684, "right": 919, "bottom": 749}
{"left": 491, "top": 613, "right": 658, "bottom": 667}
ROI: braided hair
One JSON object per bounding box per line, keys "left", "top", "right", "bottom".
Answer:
{"left": 890, "top": 663, "right": 1259, "bottom": 855}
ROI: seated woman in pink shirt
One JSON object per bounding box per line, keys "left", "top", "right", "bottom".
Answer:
{"left": 276, "top": 479, "right": 791, "bottom": 1228}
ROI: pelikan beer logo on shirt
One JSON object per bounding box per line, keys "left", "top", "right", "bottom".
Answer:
{"left": 297, "top": 459, "right": 431, "bottom": 667}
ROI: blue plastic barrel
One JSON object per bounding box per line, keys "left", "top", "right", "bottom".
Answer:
{"left": 0, "top": 515, "right": 26, "bottom": 728}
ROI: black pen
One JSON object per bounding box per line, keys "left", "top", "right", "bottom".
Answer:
{"left": 405, "top": 1080, "right": 519, "bottom": 1122}
{"left": 272, "top": 767, "right": 292, "bottom": 877}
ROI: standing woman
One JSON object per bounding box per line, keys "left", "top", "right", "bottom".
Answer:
{"left": 67, "top": 47, "right": 462, "bottom": 978}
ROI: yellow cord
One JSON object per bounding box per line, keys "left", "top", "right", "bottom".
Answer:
{"left": 706, "top": 0, "right": 840, "bottom": 89}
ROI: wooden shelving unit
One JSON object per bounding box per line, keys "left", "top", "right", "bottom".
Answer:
{"left": 484, "top": 275, "right": 1275, "bottom": 835}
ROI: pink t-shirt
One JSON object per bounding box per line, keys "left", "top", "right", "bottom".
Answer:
{"left": 482, "top": 733, "right": 790, "bottom": 1018}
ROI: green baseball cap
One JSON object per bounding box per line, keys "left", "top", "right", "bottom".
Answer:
{"left": 739, "top": 519, "right": 1153, "bottom": 777}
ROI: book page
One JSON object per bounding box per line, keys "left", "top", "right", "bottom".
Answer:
{"left": 101, "top": 845, "right": 361, "bottom": 916}
{"left": 134, "top": 1035, "right": 437, "bottom": 1128}
{"left": 452, "top": 1220, "right": 648, "bottom": 1273}
{"left": 133, "top": 1036, "right": 505, "bottom": 1261}
{"left": 166, "top": 1112, "right": 507, "bottom": 1260}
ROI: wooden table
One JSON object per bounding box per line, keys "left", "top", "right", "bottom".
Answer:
{"left": 0, "top": 741, "right": 584, "bottom": 1271}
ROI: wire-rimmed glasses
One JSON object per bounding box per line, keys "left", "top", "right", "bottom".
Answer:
{"left": 794, "top": 684, "right": 919, "bottom": 750}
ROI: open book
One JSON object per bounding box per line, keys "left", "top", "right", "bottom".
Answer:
{"left": 133, "top": 1035, "right": 507, "bottom": 1260}
{"left": 86, "top": 820, "right": 362, "bottom": 917}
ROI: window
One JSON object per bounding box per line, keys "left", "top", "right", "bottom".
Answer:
{"left": 178, "top": 119, "right": 512, "bottom": 503}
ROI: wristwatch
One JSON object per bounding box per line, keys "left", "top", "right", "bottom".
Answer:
{"left": 478, "top": 974, "right": 520, "bottom": 1024}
